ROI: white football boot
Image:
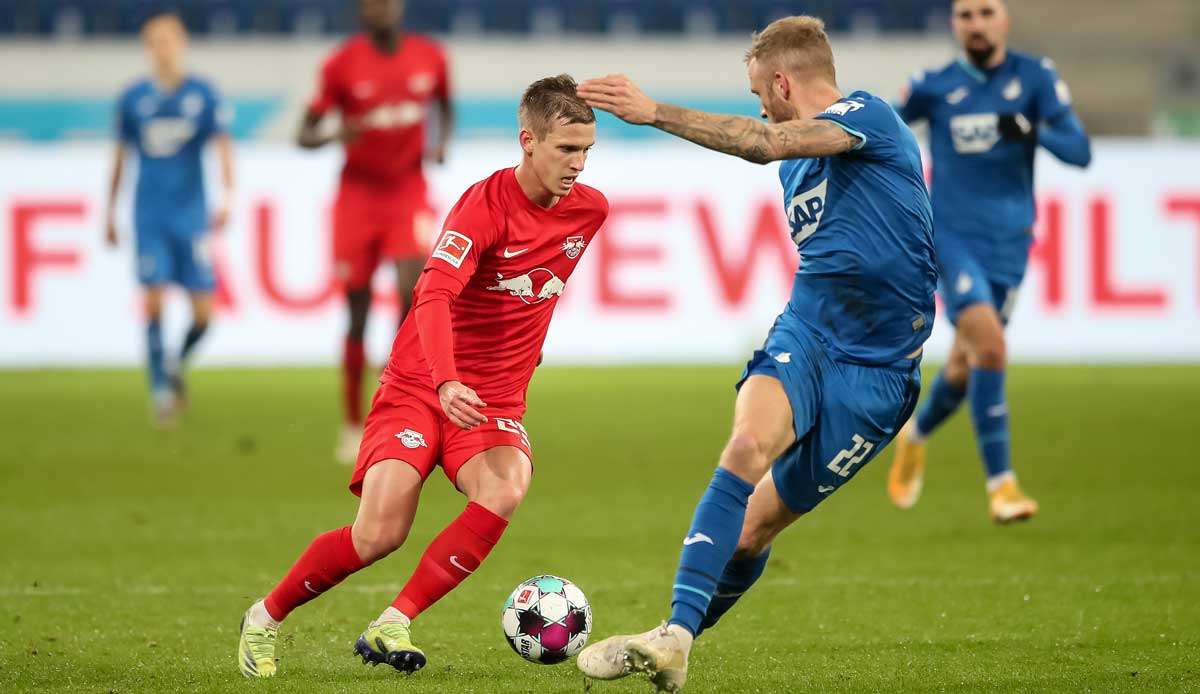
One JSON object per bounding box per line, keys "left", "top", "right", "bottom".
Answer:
{"left": 626, "top": 623, "right": 692, "bottom": 693}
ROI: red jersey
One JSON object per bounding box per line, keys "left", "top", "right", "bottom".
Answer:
{"left": 308, "top": 33, "right": 449, "bottom": 185}
{"left": 382, "top": 168, "right": 609, "bottom": 412}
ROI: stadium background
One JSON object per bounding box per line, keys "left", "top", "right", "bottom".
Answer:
{"left": 2, "top": 1, "right": 1199, "bottom": 692}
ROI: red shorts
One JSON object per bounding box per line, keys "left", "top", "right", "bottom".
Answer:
{"left": 349, "top": 380, "right": 533, "bottom": 496}
{"left": 333, "top": 175, "right": 435, "bottom": 290}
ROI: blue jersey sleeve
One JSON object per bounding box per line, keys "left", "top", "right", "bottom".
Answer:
{"left": 1032, "top": 59, "right": 1091, "bottom": 167}
{"left": 896, "top": 71, "right": 934, "bottom": 123}
{"left": 814, "top": 96, "right": 897, "bottom": 161}
{"left": 1033, "top": 58, "right": 1072, "bottom": 123}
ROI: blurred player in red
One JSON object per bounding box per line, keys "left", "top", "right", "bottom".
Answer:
{"left": 297, "top": 0, "right": 453, "bottom": 463}
{"left": 237, "top": 75, "right": 608, "bottom": 678}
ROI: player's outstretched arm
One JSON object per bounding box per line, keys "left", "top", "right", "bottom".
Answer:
{"left": 103, "top": 141, "right": 125, "bottom": 248}
{"left": 578, "top": 74, "right": 857, "bottom": 164}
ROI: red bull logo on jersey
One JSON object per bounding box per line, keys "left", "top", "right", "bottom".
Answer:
{"left": 487, "top": 268, "right": 566, "bottom": 304}
{"left": 562, "top": 236, "right": 586, "bottom": 259}
{"left": 361, "top": 101, "right": 426, "bottom": 129}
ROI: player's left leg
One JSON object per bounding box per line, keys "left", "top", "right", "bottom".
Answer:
{"left": 170, "top": 290, "right": 212, "bottom": 408}
{"left": 358, "top": 446, "right": 528, "bottom": 671}
{"left": 332, "top": 181, "right": 382, "bottom": 463}
{"left": 958, "top": 300, "right": 1037, "bottom": 522}
{"left": 888, "top": 331, "right": 969, "bottom": 508}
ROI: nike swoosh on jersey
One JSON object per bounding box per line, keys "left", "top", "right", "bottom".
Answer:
{"left": 502, "top": 248, "right": 530, "bottom": 258}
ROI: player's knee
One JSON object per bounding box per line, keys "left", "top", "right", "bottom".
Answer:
{"left": 469, "top": 480, "right": 528, "bottom": 520}
{"left": 351, "top": 520, "right": 409, "bottom": 564}
{"left": 144, "top": 295, "right": 164, "bottom": 320}
{"left": 973, "top": 334, "right": 1007, "bottom": 370}
{"left": 719, "top": 432, "right": 769, "bottom": 481}
{"left": 945, "top": 353, "right": 970, "bottom": 387}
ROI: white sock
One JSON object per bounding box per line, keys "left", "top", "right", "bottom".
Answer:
{"left": 665, "top": 623, "right": 694, "bottom": 652}
{"left": 247, "top": 599, "right": 281, "bottom": 630}
{"left": 374, "top": 606, "right": 410, "bottom": 626}
{"left": 986, "top": 470, "right": 1015, "bottom": 493}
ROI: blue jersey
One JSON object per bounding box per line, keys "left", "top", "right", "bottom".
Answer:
{"left": 779, "top": 91, "right": 938, "bottom": 366}
{"left": 117, "top": 75, "right": 228, "bottom": 238}
{"left": 898, "top": 51, "right": 1090, "bottom": 284}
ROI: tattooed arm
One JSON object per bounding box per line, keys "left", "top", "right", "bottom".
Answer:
{"left": 577, "top": 74, "right": 858, "bottom": 164}
{"left": 652, "top": 103, "right": 858, "bottom": 164}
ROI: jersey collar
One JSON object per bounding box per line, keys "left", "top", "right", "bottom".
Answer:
{"left": 956, "top": 52, "right": 1012, "bottom": 84}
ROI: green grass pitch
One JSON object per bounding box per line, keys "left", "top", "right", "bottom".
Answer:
{"left": 1, "top": 365, "right": 1198, "bottom": 692}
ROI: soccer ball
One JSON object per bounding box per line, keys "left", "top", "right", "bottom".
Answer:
{"left": 500, "top": 575, "right": 592, "bottom": 664}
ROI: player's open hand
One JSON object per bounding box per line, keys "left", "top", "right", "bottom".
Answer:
{"left": 438, "top": 380, "right": 488, "bottom": 429}
{"left": 577, "top": 75, "right": 656, "bottom": 125}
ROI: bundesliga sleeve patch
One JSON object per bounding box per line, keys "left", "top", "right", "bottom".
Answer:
{"left": 432, "top": 230, "right": 473, "bottom": 268}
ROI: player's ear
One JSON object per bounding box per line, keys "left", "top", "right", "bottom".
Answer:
{"left": 519, "top": 128, "right": 536, "bottom": 156}
{"left": 774, "top": 71, "right": 790, "bottom": 101}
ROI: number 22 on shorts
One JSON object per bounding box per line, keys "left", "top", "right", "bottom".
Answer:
{"left": 827, "top": 434, "right": 874, "bottom": 478}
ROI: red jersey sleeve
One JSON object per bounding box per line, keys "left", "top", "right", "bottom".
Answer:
{"left": 411, "top": 184, "right": 500, "bottom": 388}
{"left": 307, "top": 53, "right": 342, "bottom": 116}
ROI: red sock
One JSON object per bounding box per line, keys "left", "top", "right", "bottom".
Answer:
{"left": 392, "top": 502, "right": 508, "bottom": 620}
{"left": 342, "top": 337, "right": 365, "bottom": 424}
{"left": 264, "top": 526, "right": 365, "bottom": 621}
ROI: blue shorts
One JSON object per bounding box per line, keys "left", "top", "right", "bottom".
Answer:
{"left": 135, "top": 231, "right": 216, "bottom": 291}
{"left": 738, "top": 320, "right": 921, "bottom": 514}
{"left": 935, "top": 232, "right": 1023, "bottom": 326}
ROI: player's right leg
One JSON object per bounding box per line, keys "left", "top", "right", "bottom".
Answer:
{"left": 887, "top": 234, "right": 983, "bottom": 508}
{"left": 134, "top": 229, "right": 175, "bottom": 424}
{"left": 695, "top": 470, "right": 800, "bottom": 635}
{"left": 580, "top": 374, "right": 797, "bottom": 691}
{"left": 888, "top": 331, "right": 969, "bottom": 508}
{"left": 142, "top": 286, "right": 174, "bottom": 425}
{"left": 237, "top": 460, "right": 425, "bottom": 678}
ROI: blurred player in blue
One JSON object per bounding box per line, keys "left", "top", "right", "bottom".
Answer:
{"left": 104, "top": 12, "right": 235, "bottom": 425}
{"left": 576, "top": 16, "right": 936, "bottom": 691}
{"left": 886, "top": 0, "right": 1091, "bottom": 523}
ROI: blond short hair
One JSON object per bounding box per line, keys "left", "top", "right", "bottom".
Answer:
{"left": 518, "top": 74, "right": 595, "bottom": 138}
{"left": 745, "top": 16, "right": 836, "bottom": 83}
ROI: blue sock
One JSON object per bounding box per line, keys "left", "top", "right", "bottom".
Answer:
{"left": 696, "top": 546, "right": 770, "bottom": 637}
{"left": 146, "top": 319, "right": 168, "bottom": 392}
{"left": 669, "top": 467, "right": 755, "bottom": 636}
{"left": 179, "top": 322, "right": 208, "bottom": 364}
{"left": 914, "top": 368, "right": 966, "bottom": 438}
{"left": 968, "top": 367, "right": 1011, "bottom": 479}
